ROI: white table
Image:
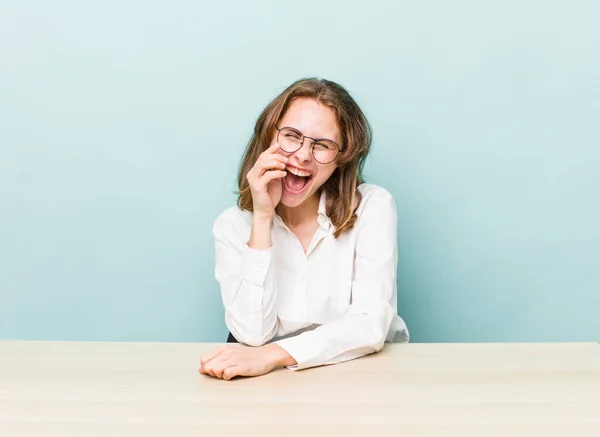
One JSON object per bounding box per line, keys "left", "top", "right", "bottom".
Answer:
{"left": 1, "top": 341, "right": 599, "bottom": 436}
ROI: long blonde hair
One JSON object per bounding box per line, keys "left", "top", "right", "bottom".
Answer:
{"left": 237, "top": 78, "right": 372, "bottom": 238}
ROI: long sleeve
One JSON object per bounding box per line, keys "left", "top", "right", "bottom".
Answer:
{"left": 213, "top": 209, "right": 279, "bottom": 346}
{"left": 275, "top": 189, "right": 401, "bottom": 369}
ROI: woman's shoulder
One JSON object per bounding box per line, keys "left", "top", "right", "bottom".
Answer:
{"left": 356, "top": 183, "right": 396, "bottom": 214}
{"left": 213, "top": 206, "right": 253, "bottom": 238}
{"left": 352, "top": 183, "right": 398, "bottom": 234}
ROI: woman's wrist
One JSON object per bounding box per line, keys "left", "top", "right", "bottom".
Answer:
{"left": 252, "top": 210, "right": 274, "bottom": 222}
{"left": 248, "top": 213, "right": 273, "bottom": 250}
{"left": 264, "top": 343, "right": 297, "bottom": 368}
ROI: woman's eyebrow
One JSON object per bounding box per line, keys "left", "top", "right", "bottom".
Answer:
{"left": 284, "top": 125, "right": 337, "bottom": 142}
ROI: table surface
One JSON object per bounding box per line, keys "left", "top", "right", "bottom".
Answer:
{"left": 1, "top": 341, "right": 599, "bottom": 437}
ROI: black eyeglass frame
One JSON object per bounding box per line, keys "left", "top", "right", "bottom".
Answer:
{"left": 276, "top": 125, "right": 346, "bottom": 164}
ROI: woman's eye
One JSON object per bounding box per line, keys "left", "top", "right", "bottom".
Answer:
{"left": 316, "top": 142, "right": 334, "bottom": 150}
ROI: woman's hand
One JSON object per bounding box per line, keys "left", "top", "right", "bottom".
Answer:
{"left": 246, "top": 142, "right": 288, "bottom": 219}
{"left": 199, "top": 343, "right": 296, "bottom": 380}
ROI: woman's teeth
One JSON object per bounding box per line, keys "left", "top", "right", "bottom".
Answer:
{"left": 286, "top": 166, "right": 312, "bottom": 177}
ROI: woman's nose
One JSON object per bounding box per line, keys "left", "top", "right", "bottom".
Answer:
{"left": 294, "top": 138, "right": 314, "bottom": 162}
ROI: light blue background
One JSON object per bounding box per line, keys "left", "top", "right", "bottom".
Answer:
{"left": 1, "top": 1, "right": 599, "bottom": 343}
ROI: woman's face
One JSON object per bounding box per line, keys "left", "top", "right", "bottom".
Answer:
{"left": 272, "top": 98, "right": 341, "bottom": 209}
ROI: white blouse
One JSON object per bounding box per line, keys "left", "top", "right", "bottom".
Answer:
{"left": 212, "top": 183, "right": 409, "bottom": 370}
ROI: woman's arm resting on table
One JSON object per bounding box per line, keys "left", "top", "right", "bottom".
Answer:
{"left": 275, "top": 188, "right": 400, "bottom": 370}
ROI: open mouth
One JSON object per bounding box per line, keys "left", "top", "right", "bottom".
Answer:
{"left": 283, "top": 165, "right": 313, "bottom": 195}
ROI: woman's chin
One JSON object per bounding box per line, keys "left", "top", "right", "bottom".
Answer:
{"left": 279, "top": 194, "right": 305, "bottom": 209}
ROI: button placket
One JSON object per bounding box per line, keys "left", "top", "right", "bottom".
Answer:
{"left": 296, "top": 257, "right": 309, "bottom": 320}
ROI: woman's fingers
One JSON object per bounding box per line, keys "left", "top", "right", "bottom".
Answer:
{"left": 202, "top": 356, "right": 237, "bottom": 380}
{"left": 200, "top": 363, "right": 216, "bottom": 377}
{"left": 245, "top": 142, "right": 289, "bottom": 216}
{"left": 223, "top": 365, "right": 242, "bottom": 381}
{"left": 261, "top": 170, "right": 287, "bottom": 183}
{"left": 248, "top": 150, "right": 287, "bottom": 181}
{"left": 212, "top": 362, "right": 227, "bottom": 379}
{"left": 259, "top": 153, "right": 288, "bottom": 166}
{"left": 263, "top": 142, "right": 281, "bottom": 155}
{"left": 199, "top": 345, "right": 229, "bottom": 376}
{"left": 258, "top": 159, "right": 287, "bottom": 177}
{"left": 259, "top": 145, "right": 287, "bottom": 164}
{"left": 201, "top": 356, "right": 229, "bottom": 378}
{"left": 200, "top": 346, "right": 225, "bottom": 365}
{"left": 249, "top": 169, "right": 286, "bottom": 191}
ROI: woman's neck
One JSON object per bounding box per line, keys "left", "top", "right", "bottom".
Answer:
{"left": 276, "top": 194, "right": 320, "bottom": 228}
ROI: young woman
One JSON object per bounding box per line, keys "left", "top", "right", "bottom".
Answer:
{"left": 199, "top": 78, "right": 409, "bottom": 380}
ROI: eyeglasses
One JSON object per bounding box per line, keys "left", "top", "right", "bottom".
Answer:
{"left": 276, "top": 126, "right": 345, "bottom": 164}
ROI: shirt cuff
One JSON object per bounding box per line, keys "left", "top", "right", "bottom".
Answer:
{"left": 275, "top": 333, "right": 325, "bottom": 371}
{"left": 241, "top": 244, "right": 272, "bottom": 286}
